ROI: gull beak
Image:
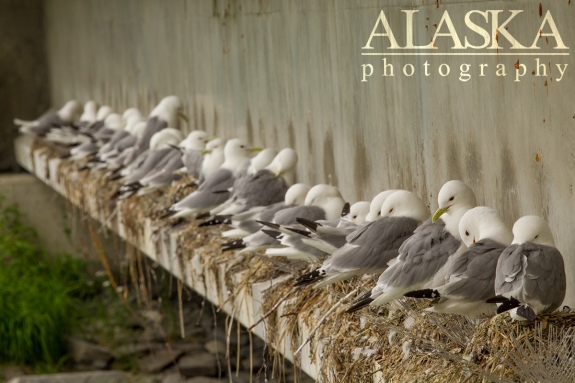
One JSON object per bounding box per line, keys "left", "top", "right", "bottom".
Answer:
{"left": 432, "top": 207, "right": 448, "bottom": 223}
{"left": 200, "top": 149, "right": 211, "bottom": 155}
{"left": 249, "top": 146, "right": 263, "bottom": 153}
{"left": 208, "top": 136, "right": 217, "bottom": 141}
{"left": 178, "top": 112, "right": 189, "bottom": 123}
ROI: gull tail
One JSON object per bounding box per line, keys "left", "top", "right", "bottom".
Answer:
{"left": 404, "top": 289, "right": 441, "bottom": 299}
{"left": 487, "top": 296, "right": 522, "bottom": 315}
{"left": 346, "top": 291, "right": 374, "bottom": 314}
{"left": 221, "top": 239, "right": 246, "bottom": 252}
{"left": 262, "top": 229, "right": 282, "bottom": 239}
{"left": 516, "top": 305, "right": 537, "bottom": 321}
{"left": 196, "top": 212, "right": 211, "bottom": 220}
{"left": 294, "top": 269, "right": 324, "bottom": 287}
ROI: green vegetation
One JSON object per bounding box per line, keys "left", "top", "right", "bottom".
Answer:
{"left": 0, "top": 196, "right": 95, "bottom": 367}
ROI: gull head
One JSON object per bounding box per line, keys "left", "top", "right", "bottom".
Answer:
{"left": 151, "top": 95, "right": 185, "bottom": 128}
{"left": 150, "top": 128, "right": 183, "bottom": 150}
{"left": 284, "top": 183, "right": 310, "bottom": 206}
{"left": 432, "top": 180, "right": 477, "bottom": 223}
{"left": 122, "top": 108, "right": 143, "bottom": 129}
{"left": 96, "top": 105, "right": 113, "bottom": 121}
{"left": 380, "top": 190, "right": 430, "bottom": 223}
{"left": 104, "top": 113, "right": 123, "bottom": 130}
{"left": 58, "top": 100, "right": 83, "bottom": 121}
{"left": 181, "top": 130, "right": 208, "bottom": 151}
{"left": 80, "top": 101, "right": 99, "bottom": 123}
{"left": 249, "top": 148, "right": 277, "bottom": 174}
{"left": 265, "top": 148, "right": 298, "bottom": 183}
{"left": 304, "top": 184, "right": 345, "bottom": 220}
{"left": 511, "top": 215, "right": 555, "bottom": 247}
{"left": 130, "top": 121, "right": 147, "bottom": 137}
{"left": 458, "top": 206, "right": 512, "bottom": 248}
{"left": 347, "top": 201, "right": 371, "bottom": 225}
{"left": 366, "top": 190, "right": 398, "bottom": 222}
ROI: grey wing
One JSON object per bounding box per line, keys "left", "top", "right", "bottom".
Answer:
{"left": 26, "top": 113, "right": 61, "bottom": 135}
{"left": 142, "top": 151, "right": 184, "bottom": 185}
{"left": 125, "top": 149, "right": 169, "bottom": 183}
{"left": 324, "top": 217, "right": 419, "bottom": 274}
{"left": 380, "top": 220, "right": 460, "bottom": 289}
{"left": 128, "top": 117, "right": 167, "bottom": 163}
{"left": 183, "top": 149, "right": 203, "bottom": 177}
{"left": 234, "top": 171, "right": 288, "bottom": 209}
{"left": 245, "top": 230, "right": 278, "bottom": 247}
{"left": 115, "top": 135, "right": 137, "bottom": 151}
{"left": 440, "top": 240, "right": 505, "bottom": 301}
{"left": 273, "top": 205, "right": 326, "bottom": 226}
{"left": 522, "top": 244, "right": 566, "bottom": 312}
{"left": 198, "top": 169, "right": 235, "bottom": 192}
{"left": 258, "top": 203, "right": 291, "bottom": 223}
{"left": 494, "top": 244, "right": 526, "bottom": 296}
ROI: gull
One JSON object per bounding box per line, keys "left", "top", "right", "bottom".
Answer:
{"left": 219, "top": 183, "right": 311, "bottom": 240}
{"left": 295, "top": 190, "right": 429, "bottom": 288}
{"left": 405, "top": 206, "right": 512, "bottom": 319}
{"left": 197, "top": 138, "right": 226, "bottom": 184}
{"left": 15, "top": 100, "right": 82, "bottom": 136}
{"left": 346, "top": 180, "right": 477, "bottom": 312}
{"left": 222, "top": 184, "right": 343, "bottom": 255}
{"left": 167, "top": 139, "right": 260, "bottom": 218}
{"left": 486, "top": 216, "right": 567, "bottom": 321}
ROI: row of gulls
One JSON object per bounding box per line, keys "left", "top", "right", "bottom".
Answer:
{"left": 15, "top": 99, "right": 567, "bottom": 325}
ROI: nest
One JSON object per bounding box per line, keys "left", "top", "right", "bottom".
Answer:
{"left": 29, "top": 138, "right": 575, "bottom": 383}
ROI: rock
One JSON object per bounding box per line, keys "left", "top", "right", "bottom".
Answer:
{"left": 240, "top": 354, "right": 265, "bottom": 372}
{"left": 178, "top": 353, "right": 218, "bottom": 377}
{"left": 182, "top": 378, "right": 221, "bottom": 383}
{"left": 203, "top": 340, "right": 226, "bottom": 355}
{"left": 2, "top": 366, "right": 26, "bottom": 381}
{"left": 138, "top": 349, "right": 184, "bottom": 374}
{"left": 66, "top": 338, "right": 113, "bottom": 368}
{"left": 7, "top": 371, "right": 130, "bottom": 383}
{"left": 162, "top": 373, "right": 184, "bottom": 383}
{"left": 170, "top": 341, "right": 204, "bottom": 354}
{"left": 114, "top": 342, "right": 163, "bottom": 358}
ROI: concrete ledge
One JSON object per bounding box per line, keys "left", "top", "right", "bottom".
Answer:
{"left": 7, "top": 371, "right": 130, "bottom": 383}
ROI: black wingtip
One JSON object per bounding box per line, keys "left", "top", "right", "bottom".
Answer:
{"left": 157, "top": 207, "right": 175, "bottom": 219}
{"left": 286, "top": 227, "right": 311, "bottom": 238}
{"left": 60, "top": 151, "right": 71, "bottom": 159}
{"left": 295, "top": 217, "right": 319, "bottom": 232}
{"left": 262, "top": 229, "right": 281, "bottom": 239}
{"left": 485, "top": 295, "right": 509, "bottom": 304}
{"left": 341, "top": 202, "right": 351, "bottom": 217}
{"left": 169, "top": 217, "right": 186, "bottom": 228}
{"left": 108, "top": 173, "right": 123, "bottom": 181}
{"left": 293, "top": 269, "right": 324, "bottom": 287}
{"left": 199, "top": 217, "right": 231, "bottom": 227}
{"left": 221, "top": 239, "right": 246, "bottom": 252}
{"left": 495, "top": 297, "right": 522, "bottom": 315}
{"left": 346, "top": 295, "right": 374, "bottom": 314}
{"left": 196, "top": 212, "right": 210, "bottom": 220}
{"left": 404, "top": 289, "right": 440, "bottom": 299}
{"left": 256, "top": 220, "right": 280, "bottom": 230}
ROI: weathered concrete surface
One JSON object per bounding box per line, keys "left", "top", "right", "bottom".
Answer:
{"left": 42, "top": 0, "right": 575, "bottom": 305}
{"left": 7, "top": 371, "right": 130, "bottom": 383}
{"left": 0, "top": 0, "right": 50, "bottom": 172}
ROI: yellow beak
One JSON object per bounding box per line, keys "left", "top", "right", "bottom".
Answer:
{"left": 432, "top": 207, "right": 448, "bottom": 223}
{"left": 208, "top": 136, "right": 217, "bottom": 141}
{"left": 178, "top": 112, "right": 189, "bottom": 123}
{"left": 249, "top": 146, "right": 263, "bottom": 153}
{"left": 200, "top": 149, "right": 211, "bottom": 155}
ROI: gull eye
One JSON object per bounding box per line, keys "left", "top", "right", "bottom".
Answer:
{"left": 377, "top": 212, "right": 381, "bottom": 216}
{"left": 465, "top": 230, "right": 469, "bottom": 236}
{"left": 449, "top": 196, "right": 455, "bottom": 201}
{"left": 389, "top": 208, "right": 394, "bottom": 213}
{"left": 534, "top": 235, "right": 539, "bottom": 239}
{"left": 240, "top": 145, "right": 245, "bottom": 148}
{"left": 352, "top": 215, "right": 357, "bottom": 219}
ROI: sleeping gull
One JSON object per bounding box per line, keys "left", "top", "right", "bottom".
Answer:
{"left": 220, "top": 183, "right": 311, "bottom": 240}
{"left": 167, "top": 138, "right": 260, "bottom": 218}
{"left": 405, "top": 206, "right": 512, "bottom": 319}
{"left": 346, "top": 180, "right": 476, "bottom": 312}
{"left": 222, "top": 184, "right": 341, "bottom": 254}
{"left": 197, "top": 138, "right": 226, "bottom": 184}
{"left": 176, "top": 130, "right": 209, "bottom": 178}
{"left": 486, "top": 216, "right": 567, "bottom": 321}
{"left": 207, "top": 148, "right": 298, "bottom": 217}
{"left": 294, "top": 190, "right": 428, "bottom": 288}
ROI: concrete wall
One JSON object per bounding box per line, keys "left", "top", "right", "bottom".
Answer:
{"left": 42, "top": 0, "right": 575, "bottom": 306}
{"left": 0, "top": 0, "right": 50, "bottom": 172}
{"left": 0, "top": 174, "right": 120, "bottom": 264}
